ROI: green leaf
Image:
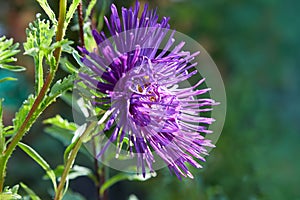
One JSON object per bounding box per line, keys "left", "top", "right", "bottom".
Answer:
{"left": 18, "top": 142, "right": 57, "bottom": 191}
{"left": 13, "top": 94, "right": 35, "bottom": 132}
{"left": 35, "top": 0, "right": 57, "bottom": 25}
{"left": 20, "top": 183, "right": 41, "bottom": 200}
{"left": 52, "top": 165, "right": 94, "bottom": 181}
{"left": 51, "top": 39, "right": 74, "bottom": 54}
{"left": 97, "top": 0, "right": 108, "bottom": 31}
{"left": 84, "top": 0, "right": 97, "bottom": 22}
{"left": 65, "top": 0, "right": 81, "bottom": 30}
{"left": 23, "top": 14, "right": 55, "bottom": 55}
{"left": 67, "top": 165, "right": 94, "bottom": 180}
{"left": 0, "top": 65, "right": 25, "bottom": 72}
{"left": 0, "top": 193, "right": 21, "bottom": 200}
{"left": 23, "top": 14, "right": 55, "bottom": 93}
{"left": 0, "top": 36, "right": 25, "bottom": 72}
{"left": 0, "top": 185, "right": 22, "bottom": 200}
{"left": 43, "top": 115, "right": 77, "bottom": 131}
{"left": 48, "top": 74, "right": 76, "bottom": 101}
{"left": 60, "top": 57, "right": 79, "bottom": 74}
{"left": 0, "top": 77, "right": 17, "bottom": 83}
{"left": 42, "top": 74, "right": 76, "bottom": 110}
{"left": 63, "top": 124, "right": 86, "bottom": 162}
{"left": 72, "top": 51, "right": 85, "bottom": 68}
{"left": 100, "top": 172, "right": 157, "bottom": 196}
{"left": 44, "top": 126, "right": 74, "bottom": 146}
{"left": 0, "top": 98, "right": 4, "bottom": 153}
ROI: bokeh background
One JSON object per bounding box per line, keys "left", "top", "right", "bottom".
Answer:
{"left": 0, "top": 0, "right": 299, "bottom": 199}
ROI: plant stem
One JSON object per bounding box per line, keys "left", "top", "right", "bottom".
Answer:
{"left": 54, "top": 122, "right": 97, "bottom": 200}
{"left": 0, "top": 0, "right": 67, "bottom": 192}
{"left": 92, "top": 138, "right": 102, "bottom": 200}
{"left": 100, "top": 165, "right": 109, "bottom": 200}
{"left": 77, "top": 1, "right": 85, "bottom": 47}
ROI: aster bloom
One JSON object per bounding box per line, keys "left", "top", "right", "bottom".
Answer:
{"left": 78, "top": 1, "right": 218, "bottom": 179}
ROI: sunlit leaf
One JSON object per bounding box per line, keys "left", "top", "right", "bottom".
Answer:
{"left": 48, "top": 74, "right": 76, "bottom": 99}
{"left": 0, "top": 185, "right": 22, "bottom": 200}
{"left": 0, "top": 36, "right": 25, "bottom": 72}
{"left": 60, "top": 57, "right": 79, "bottom": 74}
{"left": 18, "top": 142, "right": 57, "bottom": 191}
{"left": 13, "top": 94, "right": 35, "bottom": 132}
{"left": 43, "top": 115, "right": 77, "bottom": 131}
{"left": 20, "top": 182, "right": 41, "bottom": 200}
{"left": 23, "top": 13, "right": 55, "bottom": 93}
{"left": 0, "top": 77, "right": 17, "bottom": 83}
{"left": 52, "top": 165, "right": 94, "bottom": 181}
{"left": 84, "top": 0, "right": 97, "bottom": 22}
{"left": 65, "top": 0, "right": 81, "bottom": 30}
{"left": 35, "top": 0, "right": 57, "bottom": 25}
{"left": 43, "top": 74, "right": 76, "bottom": 108}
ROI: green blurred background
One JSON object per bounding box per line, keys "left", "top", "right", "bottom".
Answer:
{"left": 0, "top": 0, "right": 299, "bottom": 199}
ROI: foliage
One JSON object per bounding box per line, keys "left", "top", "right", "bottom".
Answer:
{"left": 0, "top": 185, "right": 21, "bottom": 200}
{"left": 0, "top": 36, "right": 25, "bottom": 73}
{"left": 0, "top": 36, "right": 25, "bottom": 84}
{"left": 0, "top": 0, "right": 299, "bottom": 200}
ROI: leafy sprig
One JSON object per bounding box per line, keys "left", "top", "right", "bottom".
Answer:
{"left": 0, "top": 36, "right": 25, "bottom": 72}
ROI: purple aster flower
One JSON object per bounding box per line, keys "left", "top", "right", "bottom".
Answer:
{"left": 78, "top": 1, "right": 218, "bottom": 179}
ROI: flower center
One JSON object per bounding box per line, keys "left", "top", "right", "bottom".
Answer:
{"left": 129, "top": 83, "right": 180, "bottom": 127}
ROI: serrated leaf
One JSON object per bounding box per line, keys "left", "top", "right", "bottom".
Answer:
{"left": 84, "top": 0, "right": 97, "bottom": 22}
{"left": 0, "top": 185, "right": 22, "bottom": 200}
{"left": 0, "top": 193, "right": 22, "bottom": 200}
{"left": 13, "top": 94, "right": 35, "bottom": 132}
{"left": 0, "top": 36, "right": 25, "bottom": 72}
{"left": 65, "top": 0, "right": 81, "bottom": 30}
{"left": 43, "top": 115, "right": 77, "bottom": 131}
{"left": 20, "top": 183, "right": 41, "bottom": 200}
{"left": 35, "top": 1, "right": 57, "bottom": 25}
{"left": 23, "top": 14, "right": 55, "bottom": 56}
{"left": 99, "top": 172, "right": 157, "bottom": 196}
{"left": 18, "top": 142, "right": 57, "bottom": 190}
{"left": 43, "top": 74, "right": 76, "bottom": 108}
{"left": 49, "top": 74, "right": 76, "bottom": 98}
{"left": 23, "top": 14, "right": 55, "bottom": 93}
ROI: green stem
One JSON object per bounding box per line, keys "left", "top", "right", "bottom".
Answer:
{"left": 54, "top": 122, "right": 97, "bottom": 200}
{"left": 36, "top": 52, "right": 44, "bottom": 94}
{"left": 0, "top": 0, "right": 67, "bottom": 192}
